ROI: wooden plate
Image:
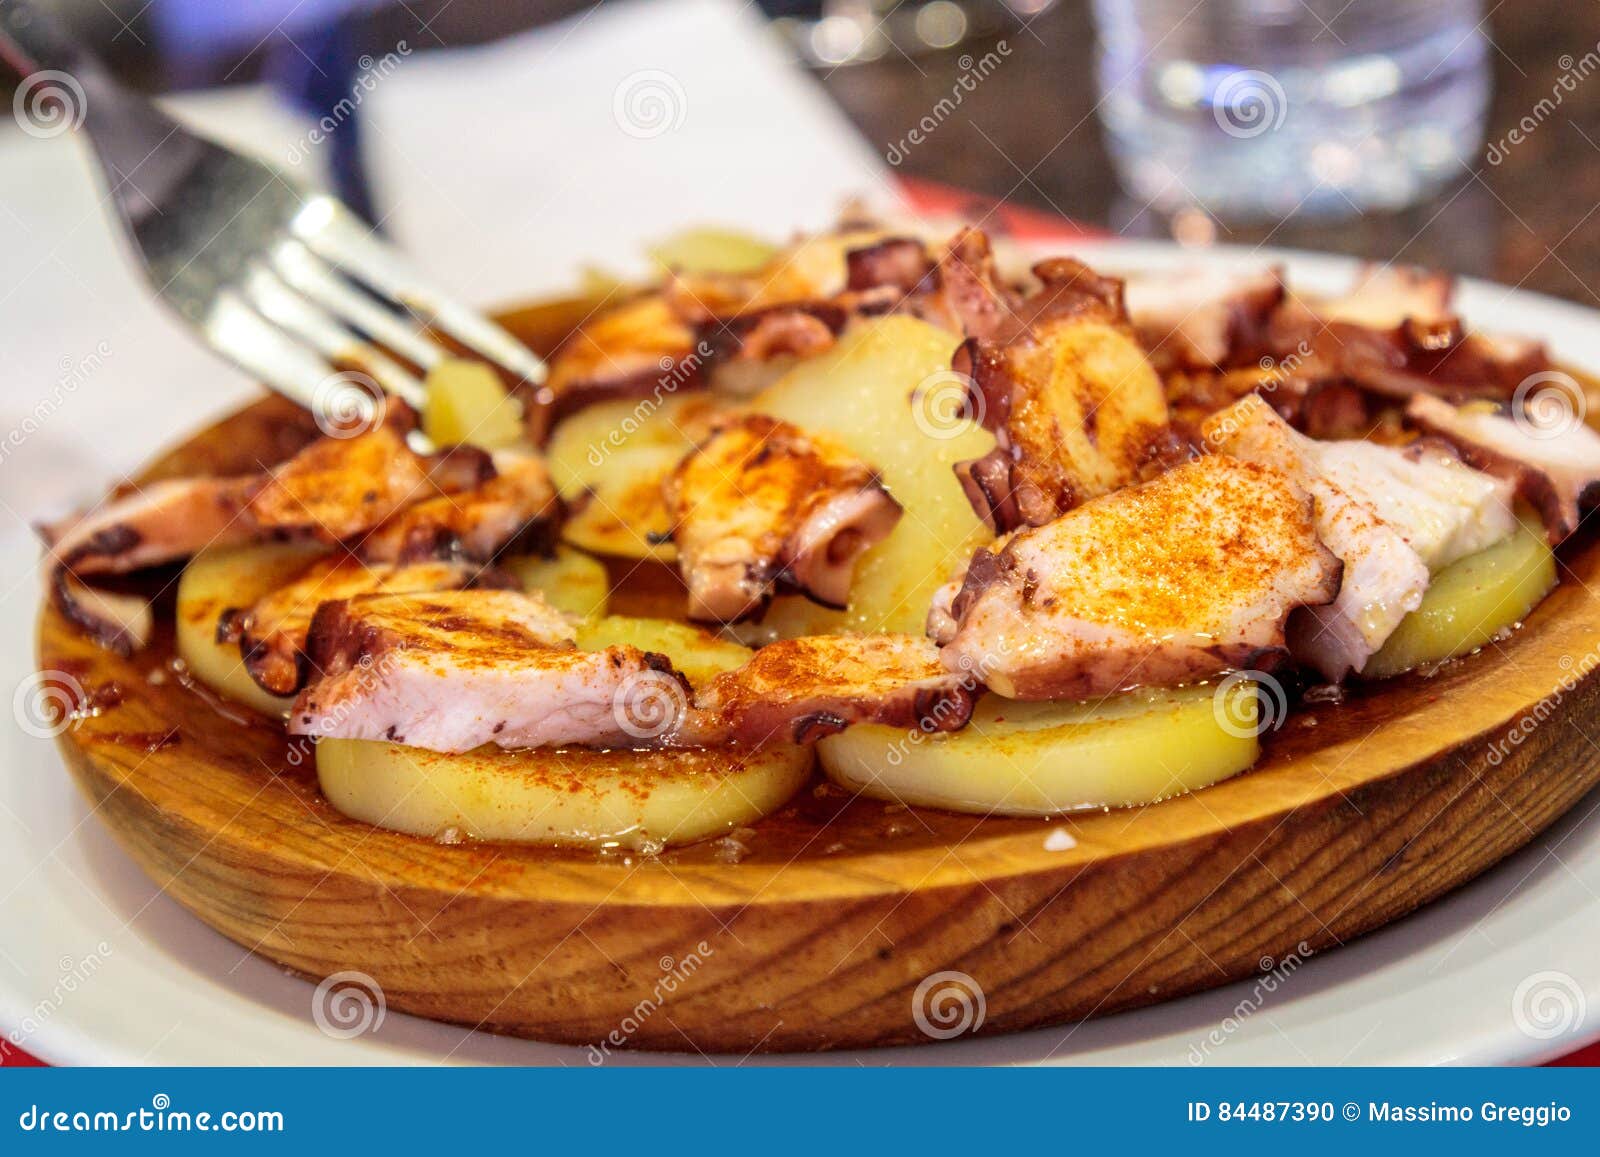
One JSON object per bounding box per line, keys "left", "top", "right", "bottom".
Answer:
{"left": 35, "top": 341, "right": 1600, "bottom": 1055}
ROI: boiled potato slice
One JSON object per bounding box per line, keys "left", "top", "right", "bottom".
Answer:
{"left": 503, "top": 546, "right": 610, "bottom": 619}
{"left": 317, "top": 739, "right": 812, "bottom": 851}
{"left": 649, "top": 227, "right": 778, "bottom": 275}
{"left": 576, "top": 616, "right": 752, "bottom": 684}
{"left": 1364, "top": 516, "right": 1556, "bottom": 678}
{"left": 749, "top": 317, "right": 996, "bottom": 636}
{"left": 547, "top": 395, "right": 697, "bottom": 496}
{"left": 818, "top": 684, "right": 1260, "bottom": 816}
{"left": 422, "top": 358, "right": 524, "bottom": 448}
{"left": 175, "top": 541, "right": 328, "bottom": 717}
{"left": 558, "top": 444, "right": 680, "bottom": 562}
{"left": 545, "top": 393, "right": 728, "bottom": 561}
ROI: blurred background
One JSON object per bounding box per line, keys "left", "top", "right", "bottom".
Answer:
{"left": 2, "top": 0, "right": 1598, "bottom": 294}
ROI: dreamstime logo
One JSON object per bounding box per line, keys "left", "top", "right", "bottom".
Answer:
{"left": 1486, "top": 41, "right": 1600, "bottom": 165}
{"left": 311, "top": 970, "right": 387, "bottom": 1039}
{"left": 1510, "top": 370, "right": 1586, "bottom": 440}
{"left": 311, "top": 370, "right": 385, "bottom": 438}
{"left": 911, "top": 970, "right": 986, "bottom": 1040}
{"left": 0, "top": 340, "right": 111, "bottom": 469}
{"left": 1512, "top": 970, "right": 1587, "bottom": 1040}
{"left": 5, "top": 941, "right": 113, "bottom": 1048}
{"left": 284, "top": 650, "right": 404, "bottom": 768}
{"left": 612, "top": 669, "right": 689, "bottom": 740}
{"left": 1188, "top": 941, "right": 1314, "bottom": 1064}
{"left": 613, "top": 70, "right": 687, "bottom": 139}
{"left": 13, "top": 670, "right": 84, "bottom": 739}
{"left": 585, "top": 340, "right": 712, "bottom": 469}
{"left": 586, "top": 941, "right": 714, "bottom": 1063}
{"left": 1212, "top": 69, "right": 1288, "bottom": 139}
{"left": 13, "top": 70, "right": 86, "bottom": 140}
{"left": 884, "top": 41, "right": 1012, "bottom": 165}
{"left": 285, "top": 42, "right": 411, "bottom": 166}
{"left": 1212, "top": 670, "right": 1287, "bottom": 739}
{"left": 1486, "top": 645, "right": 1600, "bottom": 767}
{"left": 1198, "top": 342, "right": 1313, "bottom": 453}
{"left": 911, "top": 368, "right": 983, "bottom": 440}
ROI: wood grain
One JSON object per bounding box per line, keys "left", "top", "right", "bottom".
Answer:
{"left": 34, "top": 356, "right": 1600, "bottom": 1055}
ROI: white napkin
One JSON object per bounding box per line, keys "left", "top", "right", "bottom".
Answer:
{"left": 360, "top": 0, "right": 899, "bottom": 303}
{"left": 0, "top": 86, "right": 325, "bottom": 521}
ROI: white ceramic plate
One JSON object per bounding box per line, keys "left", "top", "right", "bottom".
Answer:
{"left": 4, "top": 242, "right": 1600, "bottom": 1066}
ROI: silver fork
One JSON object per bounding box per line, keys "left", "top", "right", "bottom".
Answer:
{"left": 0, "top": 0, "right": 546, "bottom": 435}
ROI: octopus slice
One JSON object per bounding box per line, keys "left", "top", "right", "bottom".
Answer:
{"left": 906, "top": 228, "right": 1022, "bottom": 341}
{"left": 49, "top": 573, "right": 156, "bottom": 655}
{"left": 356, "top": 450, "right": 560, "bottom": 564}
{"left": 1408, "top": 394, "right": 1600, "bottom": 543}
{"left": 664, "top": 414, "right": 901, "bottom": 623}
{"left": 543, "top": 294, "right": 702, "bottom": 424}
{"left": 544, "top": 233, "right": 908, "bottom": 420}
{"left": 931, "top": 455, "right": 1342, "bottom": 699}
{"left": 290, "top": 589, "right": 685, "bottom": 753}
{"left": 248, "top": 417, "right": 492, "bottom": 543}
{"left": 1123, "top": 265, "right": 1284, "bottom": 370}
{"left": 1265, "top": 264, "right": 1549, "bottom": 408}
{"left": 220, "top": 556, "right": 517, "bottom": 696}
{"left": 1203, "top": 399, "right": 1431, "bottom": 681}
{"left": 40, "top": 409, "right": 490, "bottom": 653}
{"left": 1315, "top": 264, "right": 1456, "bottom": 332}
{"left": 696, "top": 303, "right": 848, "bottom": 397}
{"left": 41, "top": 475, "right": 260, "bottom": 577}
{"left": 1314, "top": 438, "right": 1516, "bottom": 569}
{"left": 844, "top": 236, "right": 934, "bottom": 298}
{"left": 678, "top": 634, "right": 977, "bottom": 746}
{"left": 952, "top": 257, "right": 1172, "bottom": 530}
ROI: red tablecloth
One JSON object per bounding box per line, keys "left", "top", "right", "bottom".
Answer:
{"left": 5, "top": 181, "right": 1590, "bottom": 1070}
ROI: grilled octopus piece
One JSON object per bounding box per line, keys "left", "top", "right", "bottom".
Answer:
{"left": 542, "top": 294, "right": 702, "bottom": 425}
{"left": 289, "top": 595, "right": 969, "bottom": 753}
{"left": 544, "top": 231, "right": 914, "bottom": 420}
{"left": 289, "top": 589, "right": 687, "bottom": 752}
{"left": 1122, "top": 266, "right": 1284, "bottom": 371}
{"left": 247, "top": 413, "right": 493, "bottom": 542}
{"left": 355, "top": 449, "right": 560, "bottom": 564}
{"left": 219, "top": 557, "right": 519, "bottom": 696}
{"left": 1157, "top": 264, "right": 1554, "bottom": 442}
{"left": 905, "top": 227, "right": 1021, "bottom": 342}
{"left": 664, "top": 414, "right": 902, "bottom": 623}
{"left": 39, "top": 409, "right": 494, "bottom": 652}
{"left": 949, "top": 252, "right": 1173, "bottom": 531}
{"left": 693, "top": 303, "right": 849, "bottom": 397}
{"left": 1407, "top": 394, "right": 1600, "bottom": 544}
{"left": 930, "top": 455, "right": 1342, "bottom": 699}
{"left": 1203, "top": 400, "right": 1430, "bottom": 682}
{"left": 1267, "top": 265, "right": 1551, "bottom": 407}
{"left": 677, "top": 634, "right": 977, "bottom": 746}
{"left": 42, "top": 411, "right": 488, "bottom": 578}
{"left": 844, "top": 237, "right": 934, "bottom": 300}
{"left": 211, "top": 450, "right": 560, "bottom": 695}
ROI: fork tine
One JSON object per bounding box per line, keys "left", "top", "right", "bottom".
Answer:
{"left": 202, "top": 290, "right": 343, "bottom": 412}
{"left": 240, "top": 263, "right": 428, "bottom": 408}
{"left": 291, "top": 197, "right": 549, "bottom": 389}
{"left": 270, "top": 239, "right": 450, "bottom": 375}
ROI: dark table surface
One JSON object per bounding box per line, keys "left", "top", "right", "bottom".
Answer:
{"left": 819, "top": 2, "right": 1600, "bottom": 304}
